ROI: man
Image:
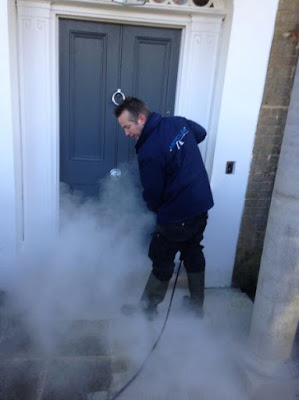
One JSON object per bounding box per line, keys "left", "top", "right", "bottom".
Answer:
{"left": 114, "top": 98, "right": 214, "bottom": 318}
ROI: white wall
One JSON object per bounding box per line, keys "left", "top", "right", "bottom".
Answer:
{"left": 0, "top": 0, "right": 18, "bottom": 263}
{"left": 204, "top": 0, "right": 279, "bottom": 286}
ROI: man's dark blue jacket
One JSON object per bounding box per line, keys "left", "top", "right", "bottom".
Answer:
{"left": 135, "top": 112, "right": 214, "bottom": 224}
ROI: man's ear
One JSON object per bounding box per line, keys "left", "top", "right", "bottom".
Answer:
{"left": 138, "top": 114, "right": 147, "bottom": 125}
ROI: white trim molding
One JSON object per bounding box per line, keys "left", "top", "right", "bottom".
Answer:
{"left": 17, "top": 1, "right": 57, "bottom": 244}
{"left": 0, "top": 0, "right": 18, "bottom": 262}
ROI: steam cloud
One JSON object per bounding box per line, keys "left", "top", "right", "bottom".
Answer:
{"left": 0, "top": 162, "right": 296, "bottom": 399}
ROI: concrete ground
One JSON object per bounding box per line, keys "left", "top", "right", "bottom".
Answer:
{"left": 0, "top": 287, "right": 298, "bottom": 400}
{"left": 107, "top": 286, "right": 254, "bottom": 400}
{"left": 108, "top": 286, "right": 299, "bottom": 400}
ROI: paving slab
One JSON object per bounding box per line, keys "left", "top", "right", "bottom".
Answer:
{"left": 41, "top": 357, "right": 112, "bottom": 400}
{"left": 0, "top": 288, "right": 297, "bottom": 400}
{"left": 108, "top": 287, "right": 298, "bottom": 400}
{"left": 0, "top": 358, "right": 45, "bottom": 400}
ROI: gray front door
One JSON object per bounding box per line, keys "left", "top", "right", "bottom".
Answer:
{"left": 59, "top": 19, "right": 181, "bottom": 197}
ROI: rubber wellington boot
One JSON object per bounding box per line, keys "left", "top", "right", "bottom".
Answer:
{"left": 182, "top": 271, "right": 205, "bottom": 318}
{"left": 122, "top": 273, "right": 169, "bottom": 320}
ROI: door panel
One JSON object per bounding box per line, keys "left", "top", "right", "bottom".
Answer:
{"left": 70, "top": 33, "right": 106, "bottom": 161}
{"left": 60, "top": 20, "right": 121, "bottom": 196}
{"left": 60, "top": 19, "right": 181, "bottom": 197}
{"left": 120, "top": 25, "right": 181, "bottom": 160}
{"left": 121, "top": 25, "right": 181, "bottom": 113}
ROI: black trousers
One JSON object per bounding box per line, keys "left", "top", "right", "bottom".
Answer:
{"left": 148, "top": 212, "right": 208, "bottom": 282}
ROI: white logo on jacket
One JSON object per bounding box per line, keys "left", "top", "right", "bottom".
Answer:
{"left": 169, "top": 127, "right": 189, "bottom": 152}
{"left": 176, "top": 134, "right": 187, "bottom": 150}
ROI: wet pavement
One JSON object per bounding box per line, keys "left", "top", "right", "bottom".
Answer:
{"left": 0, "top": 317, "right": 113, "bottom": 400}
{"left": 0, "top": 287, "right": 298, "bottom": 400}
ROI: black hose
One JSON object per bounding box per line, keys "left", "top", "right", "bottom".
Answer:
{"left": 108, "top": 260, "right": 183, "bottom": 400}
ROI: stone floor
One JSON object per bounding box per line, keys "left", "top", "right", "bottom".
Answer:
{"left": 0, "top": 287, "right": 298, "bottom": 400}
{"left": 0, "top": 317, "right": 114, "bottom": 400}
{"left": 109, "top": 287, "right": 299, "bottom": 400}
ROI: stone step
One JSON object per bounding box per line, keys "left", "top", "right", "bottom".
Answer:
{"left": 0, "top": 315, "right": 130, "bottom": 400}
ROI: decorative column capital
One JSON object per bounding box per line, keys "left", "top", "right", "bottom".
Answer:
{"left": 17, "top": 0, "right": 51, "bottom": 18}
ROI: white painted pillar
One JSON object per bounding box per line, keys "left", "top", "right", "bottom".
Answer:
{"left": 175, "top": 15, "right": 223, "bottom": 162}
{"left": 0, "top": 0, "right": 18, "bottom": 261}
{"left": 249, "top": 60, "right": 299, "bottom": 363}
{"left": 17, "top": 0, "right": 57, "bottom": 245}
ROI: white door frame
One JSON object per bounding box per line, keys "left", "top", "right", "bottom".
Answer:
{"left": 16, "top": 0, "right": 226, "bottom": 244}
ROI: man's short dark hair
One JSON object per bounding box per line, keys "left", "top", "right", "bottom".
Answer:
{"left": 114, "top": 97, "right": 151, "bottom": 121}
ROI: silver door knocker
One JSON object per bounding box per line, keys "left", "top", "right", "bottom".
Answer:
{"left": 112, "top": 89, "right": 126, "bottom": 106}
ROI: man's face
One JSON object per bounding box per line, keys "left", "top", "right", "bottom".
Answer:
{"left": 117, "top": 110, "right": 146, "bottom": 140}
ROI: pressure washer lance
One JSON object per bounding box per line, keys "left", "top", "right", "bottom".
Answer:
{"left": 110, "top": 168, "right": 122, "bottom": 180}
{"left": 108, "top": 260, "right": 183, "bottom": 400}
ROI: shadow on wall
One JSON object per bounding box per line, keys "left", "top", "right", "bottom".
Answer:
{"left": 232, "top": 250, "right": 263, "bottom": 301}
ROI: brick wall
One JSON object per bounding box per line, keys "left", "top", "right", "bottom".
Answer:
{"left": 232, "top": 0, "right": 299, "bottom": 300}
